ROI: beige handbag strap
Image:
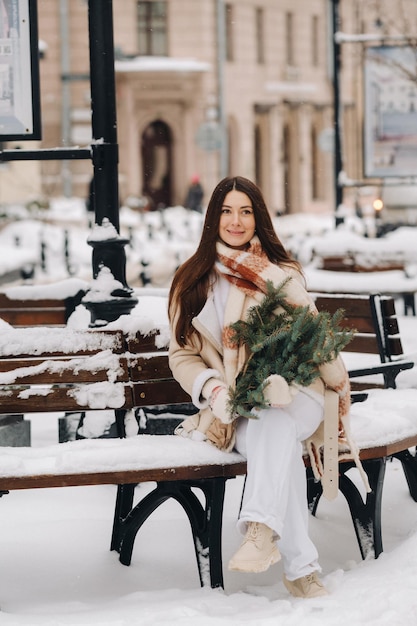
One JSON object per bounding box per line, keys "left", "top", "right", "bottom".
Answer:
{"left": 321, "top": 389, "right": 339, "bottom": 500}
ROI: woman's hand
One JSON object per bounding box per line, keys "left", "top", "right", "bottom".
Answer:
{"left": 263, "top": 374, "right": 295, "bottom": 407}
{"left": 209, "top": 384, "right": 234, "bottom": 423}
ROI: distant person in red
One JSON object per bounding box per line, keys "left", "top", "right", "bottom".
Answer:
{"left": 184, "top": 175, "right": 204, "bottom": 213}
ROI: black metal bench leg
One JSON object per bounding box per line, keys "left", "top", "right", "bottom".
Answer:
{"left": 114, "top": 408, "right": 127, "bottom": 438}
{"left": 339, "top": 458, "right": 386, "bottom": 559}
{"left": 147, "top": 480, "right": 220, "bottom": 587}
{"left": 116, "top": 482, "right": 172, "bottom": 565}
{"left": 306, "top": 468, "right": 323, "bottom": 516}
{"left": 194, "top": 477, "right": 227, "bottom": 588}
{"left": 402, "top": 292, "right": 416, "bottom": 316}
{"left": 111, "top": 483, "right": 136, "bottom": 551}
{"left": 110, "top": 409, "right": 137, "bottom": 550}
{"left": 115, "top": 478, "right": 229, "bottom": 588}
{"left": 306, "top": 460, "right": 386, "bottom": 560}
{"left": 394, "top": 449, "right": 417, "bottom": 501}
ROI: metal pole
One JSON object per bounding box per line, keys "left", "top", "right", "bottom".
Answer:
{"left": 88, "top": 0, "right": 120, "bottom": 230}
{"left": 216, "top": 0, "right": 228, "bottom": 178}
{"left": 85, "top": 0, "right": 137, "bottom": 325}
{"left": 331, "top": 0, "right": 344, "bottom": 226}
{"left": 59, "top": 0, "right": 72, "bottom": 197}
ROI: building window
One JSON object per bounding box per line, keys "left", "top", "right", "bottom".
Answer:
{"left": 137, "top": 1, "right": 167, "bottom": 56}
{"left": 285, "top": 12, "right": 294, "bottom": 66}
{"left": 256, "top": 8, "right": 265, "bottom": 64}
{"left": 225, "top": 4, "right": 234, "bottom": 62}
{"left": 312, "top": 15, "right": 319, "bottom": 67}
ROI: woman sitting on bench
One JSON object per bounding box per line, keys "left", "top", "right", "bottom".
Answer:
{"left": 168, "top": 176, "right": 368, "bottom": 599}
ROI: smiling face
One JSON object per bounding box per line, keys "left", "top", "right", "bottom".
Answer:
{"left": 218, "top": 189, "right": 256, "bottom": 249}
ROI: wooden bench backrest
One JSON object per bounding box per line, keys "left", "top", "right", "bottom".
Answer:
{"left": 0, "top": 328, "right": 126, "bottom": 414}
{"left": 319, "top": 254, "right": 405, "bottom": 273}
{"left": 0, "top": 290, "right": 86, "bottom": 326}
{"left": 313, "top": 293, "right": 404, "bottom": 362}
{"left": 0, "top": 292, "right": 405, "bottom": 418}
{"left": 0, "top": 291, "right": 405, "bottom": 413}
{"left": 125, "top": 331, "right": 191, "bottom": 407}
{"left": 0, "top": 328, "right": 190, "bottom": 416}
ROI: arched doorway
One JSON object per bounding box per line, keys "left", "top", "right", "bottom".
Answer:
{"left": 141, "top": 120, "right": 172, "bottom": 209}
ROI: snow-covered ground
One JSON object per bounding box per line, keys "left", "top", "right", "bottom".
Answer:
{"left": 0, "top": 200, "right": 417, "bottom": 623}
{"left": 1, "top": 336, "right": 417, "bottom": 625}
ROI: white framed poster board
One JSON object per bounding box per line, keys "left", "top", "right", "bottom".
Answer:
{"left": 364, "top": 45, "right": 417, "bottom": 178}
{"left": 0, "top": 0, "right": 41, "bottom": 140}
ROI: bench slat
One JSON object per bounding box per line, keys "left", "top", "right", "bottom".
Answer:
{"left": 2, "top": 429, "right": 416, "bottom": 491}
{"left": 0, "top": 356, "right": 130, "bottom": 384}
{"left": 126, "top": 333, "right": 168, "bottom": 353}
{"left": 130, "top": 354, "right": 173, "bottom": 380}
{"left": 358, "top": 435, "right": 417, "bottom": 460}
{"left": 133, "top": 379, "right": 191, "bottom": 406}
{"left": 346, "top": 335, "right": 380, "bottom": 354}
{"left": 0, "top": 329, "right": 126, "bottom": 359}
{"left": 386, "top": 336, "right": 404, "bottom": 356}
{"left": 0, "top": 461, "right": 248, "bottom": 491}
{"left": 0, "top": 290, "right": 87, "bottom": 327}
{"left": 1, "top": 310, "right": 68, "bottom": 326}
{"left": 315, "top": 295, "right": 375, "bottom": 317}
{"left": 0, "top": 385, "right": 135, "bottom": 413}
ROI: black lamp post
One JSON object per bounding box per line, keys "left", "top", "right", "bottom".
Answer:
{"left": 331, "top": 0, "right": 344, "bottom": 227}
{"left": 84, "top": 0, "right": 138, "bottom": 325}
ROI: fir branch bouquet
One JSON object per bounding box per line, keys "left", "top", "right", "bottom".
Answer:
{"left": 227, "top": 279, "right": 355, "bottom": 418}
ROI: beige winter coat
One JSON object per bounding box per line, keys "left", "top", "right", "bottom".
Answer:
{"left": 169, "top": 270, "right": 369, "bottom": 500}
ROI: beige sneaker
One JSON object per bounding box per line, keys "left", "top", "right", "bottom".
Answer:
{"left": 228, "top": 522, "right": 281, "bottom": 573}
{"left": 283, "top": 572, "right": 328, "bottom": 598}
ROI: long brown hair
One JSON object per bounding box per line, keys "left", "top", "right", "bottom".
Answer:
{"left": 168, "top": 176, "right": 301, "bottom": 346}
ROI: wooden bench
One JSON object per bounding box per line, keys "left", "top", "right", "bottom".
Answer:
{"left": 0, "top": 325, "right": 246, "bottom": 589}
{"left": 0, "top": 289, "right": 86, "bottom": 327}
{"left": 313, "top": 292, "right": 414, "bottom": 392}
{"left": 318, "top": 252, "right": 406, "bottom": 273}
{"left": 305, "top": 266, "right": 417, "bottom": 316}
{"left": 308, "top": 292, "right": 417, "bottom": 558}
{"left": 0, "top": 294, "right": 415, "bottom": 589}
{"left": 0, "top": 280, "right": 89, "bottom": 445}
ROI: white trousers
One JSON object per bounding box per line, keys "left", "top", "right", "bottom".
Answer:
{"left": 234, "top": 391, "right": 324, "bottom": 581}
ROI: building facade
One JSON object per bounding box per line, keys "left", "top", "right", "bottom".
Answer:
{"left": 1, "top": 0, "right": 416, "bottom": 214}
{"left": 113, "top": 0, "right": 336, "bottom": 214}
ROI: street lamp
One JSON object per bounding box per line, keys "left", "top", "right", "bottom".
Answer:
{"left": 83, "top": 0, "right": 138, "bottom": 326}
{"left": 331, "top": 0, "right": 344, "bottom": 227}
{"left": 373, "top": 197, "right": 384, "bottom": 237}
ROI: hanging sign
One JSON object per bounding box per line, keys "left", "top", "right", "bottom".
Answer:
{"left": 195, "top": 122, "right": 223, "bottom": 152}
{"left": 364, "top": 45, "right": 417, "bottom": 178}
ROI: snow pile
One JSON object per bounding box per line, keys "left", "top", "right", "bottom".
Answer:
{"left": 0, "top": 435, "right": 245, "bottom": 478}
{"left": 350, "top": 388, "right": 417, "bottom": 448}
{"left": 0, "top": 325, "right": 122, "bottom": 357}
{"left": 105, "top": 293, "right": 170, "bottom": 346}
{"left": 305, "top": 267, "right": 417, "bottom": 296}
{"left": 4, "top": 277, "right": 89, "bottom": 300}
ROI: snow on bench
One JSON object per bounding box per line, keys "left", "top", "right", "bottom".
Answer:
{"left": 0, "top": 436, "right": 245, "bottom": 480}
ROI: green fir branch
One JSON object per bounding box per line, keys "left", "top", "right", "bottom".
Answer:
{"left": 227, "top": 279, "right": 355, "bottom": 418}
